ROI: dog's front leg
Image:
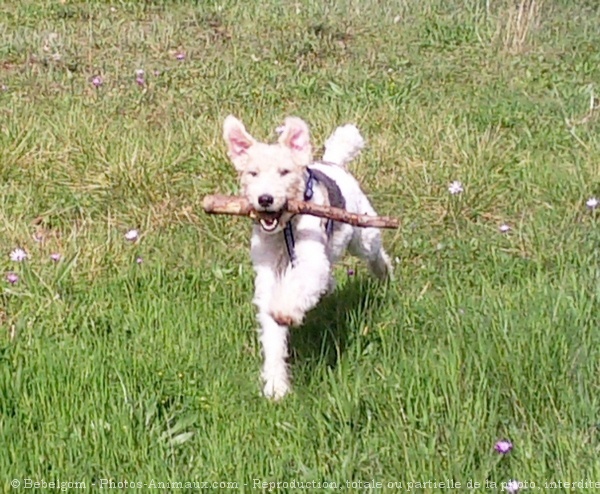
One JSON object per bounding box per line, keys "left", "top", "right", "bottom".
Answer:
{"left": 257, "top": 311, "right": 290, "bottom": 400}
{"left": 253, "top": 263, "right": 291, "bottom": 400}
{"left": 270, "top": 236, "right": 330, "bottom": 327}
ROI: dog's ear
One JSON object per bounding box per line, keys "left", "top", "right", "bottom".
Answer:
{"left": 223, "top": 115, "right": 256, "bottom": 171}
{"left": 278, "top": 117, "right": 312, "bottom": 166}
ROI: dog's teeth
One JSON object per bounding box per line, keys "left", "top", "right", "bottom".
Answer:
{"left": 260, "top": 218, "right": 279, "bottom": 232}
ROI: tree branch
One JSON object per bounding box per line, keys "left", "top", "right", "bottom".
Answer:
{"left": 202, "top": 194, "right": 399, "bottom": 229}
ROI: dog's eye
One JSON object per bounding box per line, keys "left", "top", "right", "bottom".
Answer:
{"left": 279, "top": 169, "right": 290, "bottom": 177}
{"left": 247, "top": 171, "right": 258, "bottom": 177}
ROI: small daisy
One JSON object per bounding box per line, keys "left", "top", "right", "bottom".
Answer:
{"left": 499, "top": 224, "right": 511, "bottom": 233}
{"left": 586, "top": 197, "right": 598, "bottom": 209}
{"left": 135, "top": 69, "right": 144, "bottom": 77}
{"left": 10, "top": 248, "right": 28, "bottom": 262}
{"left": 136, "top": 257, "right": 143, "bottom": 264}
{"left": 124, "top": 229, "right": 139, "bottom": 241}
{"left": 50, "top": 253, "right": 61, "bottom": 262}
{"left": 91, "top": 75, "right": 103, "bottom": 88}
{"left": 6, "top": 272, "right": 19, "bottom": 284}
{"left": 494, "top": 439, "right": 513, "bottom": 454}
{"left": 505, "top": 480, "right": 520, "bottom": 494}
{"left": 393, "top": 15, "right": 402, "bottom": 23}
{"left": 176, "top": 52, "right": 186, "bottom": 60}
{"left": 448, "top": 180, "right": 463, "bottom": 195}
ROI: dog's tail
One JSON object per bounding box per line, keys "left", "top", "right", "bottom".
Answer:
{"left": 322, "top": 124, "right": 365, "bottom": 169}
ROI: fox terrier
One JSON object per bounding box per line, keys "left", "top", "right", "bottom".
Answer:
{"left": 223, "top": 115, "right": 393, "bottom": 399}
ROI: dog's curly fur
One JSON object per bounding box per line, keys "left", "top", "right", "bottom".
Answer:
{"left": 223, "top": 116, "right": 392, "bottom": 399}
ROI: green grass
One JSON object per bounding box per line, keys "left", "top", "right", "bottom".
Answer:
{"left": 1, "top": 0, "right": 599, "bottom": 492}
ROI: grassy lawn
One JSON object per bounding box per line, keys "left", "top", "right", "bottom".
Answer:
{"left": 1, "top": 0, "right": 599, "bottom": 491}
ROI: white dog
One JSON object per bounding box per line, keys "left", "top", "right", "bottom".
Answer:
{"left": 223, "top": 115, "right": 392, "bottom": 399}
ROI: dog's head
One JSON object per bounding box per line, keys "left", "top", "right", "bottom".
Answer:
{"left": 223, "top": 115, "right": 312, "bottom": 233}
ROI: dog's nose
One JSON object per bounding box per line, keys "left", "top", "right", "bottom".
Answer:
{"left": 258, "top": 194, "right": 274, "bottom": 208}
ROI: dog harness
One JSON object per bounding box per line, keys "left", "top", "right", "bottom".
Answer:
{"left": 283, "top": 167, "right": 344, "bottom": 264}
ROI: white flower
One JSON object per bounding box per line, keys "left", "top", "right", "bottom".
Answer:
{"left": 393, "top": 15, "right": 402, "bottom": 23}
{"left": 504, "top": 480, "right": 520, "bottom": 493}
{"left": 9, "top": 248, "right": 28, "bottom": 262}
{"left": 275, "top": 125, "right": 285, "bottom": 135}
{"left": 124, "top": 229, "right": 139, "bottom": 241}
{"left": 135, "top": 69, "right": 144, "bottom": 77}
{"left": 586, "top": 197, "right": 598, "bottom": 209}
{"left": 448, "top": 180, "right": 463, "bottom": 195}
{"left": 499, "top": 224, "right": 511, "bottom": 233}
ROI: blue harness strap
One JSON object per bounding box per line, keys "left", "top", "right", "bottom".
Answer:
{"left": 284, "top": 168, "right": 333, "bottom": 264}
{"left": 283, "top": 221, "right": 296, "bottom": 263}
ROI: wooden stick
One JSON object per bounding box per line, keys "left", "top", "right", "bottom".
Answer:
{"left": 202, "top": 194, "right": 399, "bottom": 229}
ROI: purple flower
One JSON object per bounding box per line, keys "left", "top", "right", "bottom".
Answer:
{"left": 6, "top": 272, "right": 18, "bottom": 284}
{"left": 91, "top": 75, "right": 103, "bottom": 88}
{"left": 504, "top": 480, "right": 520, "bottom": 493}
{"left": 50, "top": 253, "right": 61, "bottom": 262}
{"left": 494, "top": 440, "right": 513, "bottom": 454}
{"left": 176, "top": 52, "right": 186, "bottom": 60}
{"left": 135, "top": 69, "right": 145, "bottom": 86}
{"left": 347, "top": 268, "right": 355, "bottom": 276}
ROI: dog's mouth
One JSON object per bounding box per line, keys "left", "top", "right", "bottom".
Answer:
{"left": 255, "top": 211, "right": 284, "bottom": 232}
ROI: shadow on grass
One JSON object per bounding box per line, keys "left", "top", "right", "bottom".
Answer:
{"left": 289, "top": 274, "right": 390, "bottom": 372}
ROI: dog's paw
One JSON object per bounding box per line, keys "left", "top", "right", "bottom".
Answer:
{"left": 270, "top": 309, "right": 304, "bottom": 327}
{"left": 263, "top": 374, "right": 290, "bottom": 401}
{"left": 269, "top": 293, "right": 306, "bottom": 327}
